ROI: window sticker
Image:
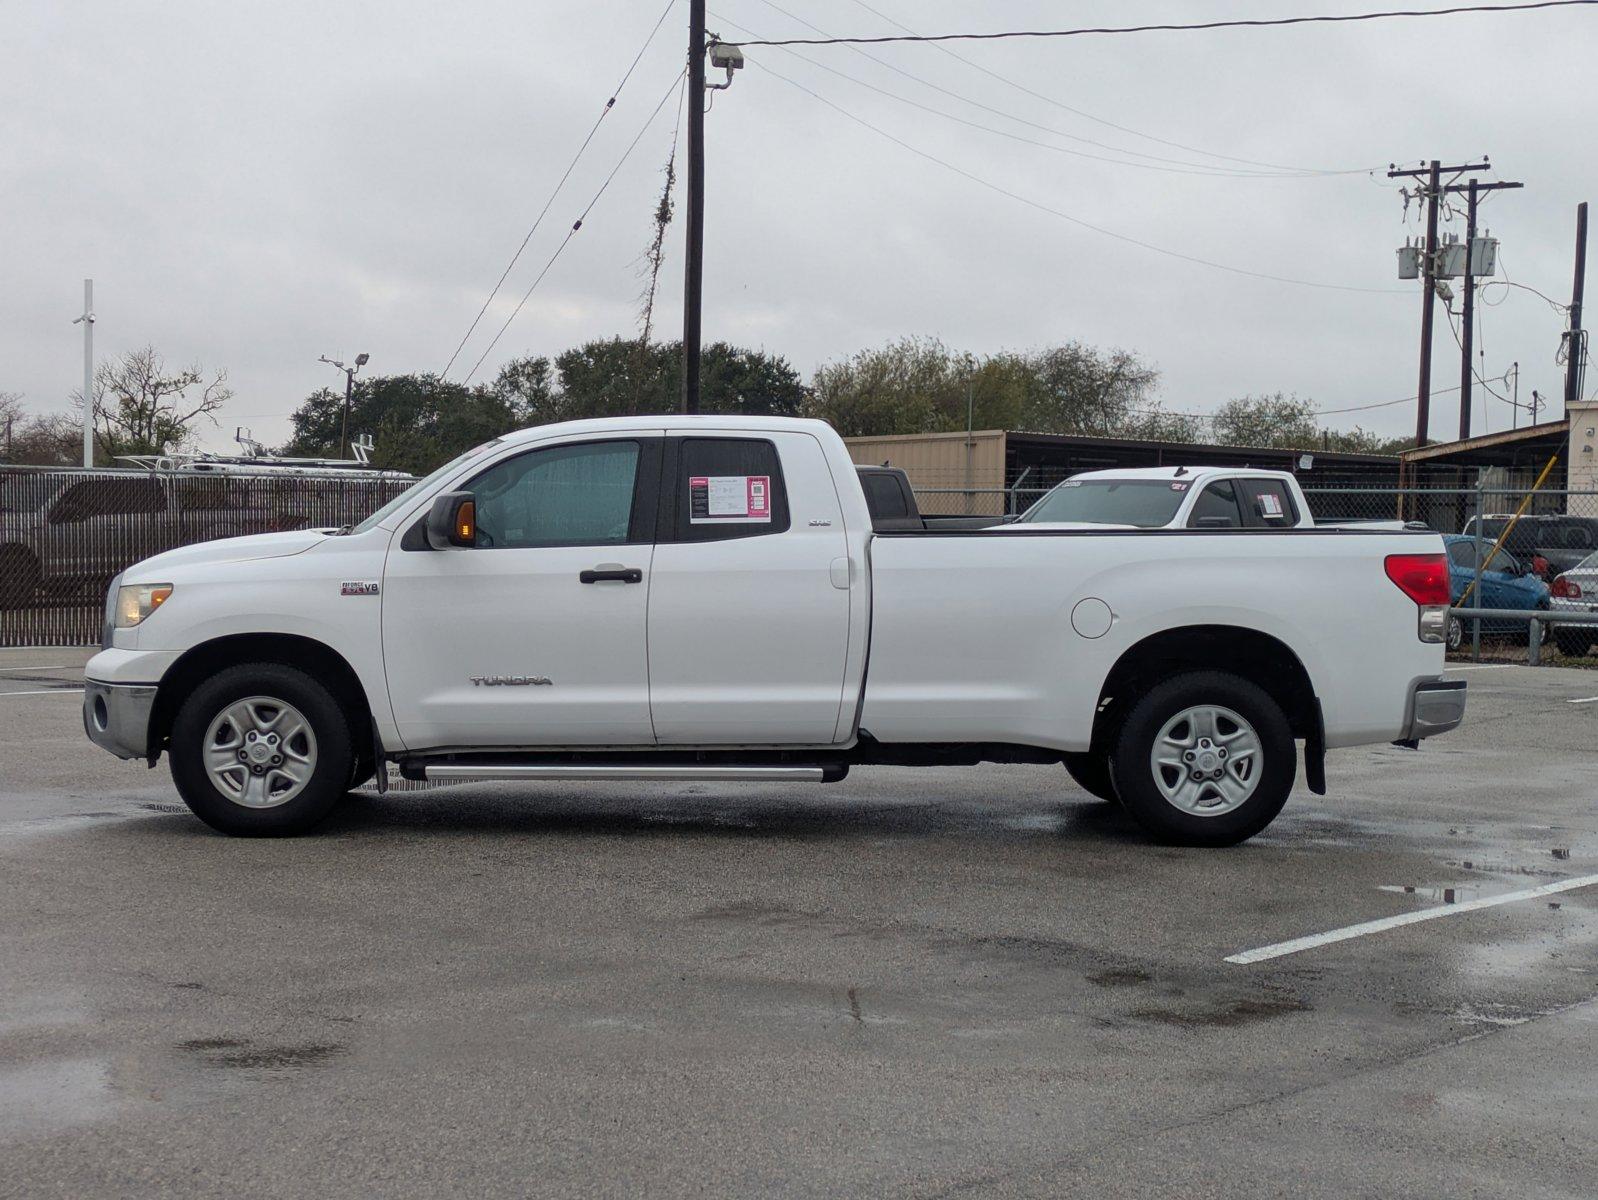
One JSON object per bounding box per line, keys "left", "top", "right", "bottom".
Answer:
{"left": 1170, "top": 481, "right": 1189, "bottom": 491}
{"left": 689, "top": 475, "right": 772, "bottom": 523}
{"left": 1257, "top": 491, "right": 1285, "bottom": 518}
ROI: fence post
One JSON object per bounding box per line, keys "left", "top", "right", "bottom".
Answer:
{"left": 1471, "top": 482, "right": 1484, "bottom": 662}
{"left": 1530, "top": 618, "right": 1542, "bottom": 666}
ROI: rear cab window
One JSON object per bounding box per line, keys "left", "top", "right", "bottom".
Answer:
{"left": 661, "top": 437, "right": 790, "bottom": 543}
{"left": 1236, "top": 478, "right": 1299, "bottom": 528}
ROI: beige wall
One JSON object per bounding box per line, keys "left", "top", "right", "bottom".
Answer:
{"left": 1570, "top": 401, "right": 1598, "bottom": 495}
{"left": 842, "top": 430, "right": 1007, "bottom": 489}
{"left": 843, "top": 431, "right": 1009, "bottom": 516}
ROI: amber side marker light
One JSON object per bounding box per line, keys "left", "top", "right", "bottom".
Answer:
{"left": 456, "top": 500, "right": 476, "bottom": 544}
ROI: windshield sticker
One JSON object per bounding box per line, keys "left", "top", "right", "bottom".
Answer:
{"left": 1170, "top": 482, "right": 1189, "bottom": 491}
{"left": 1258, "top": 492, "right": 1285, "bottom": 517}
{"left": 1060, "top": 480, "right": 1082, "bottom": 488}
{"left": 689, "top": 475, "right": 772, "bottom": 523}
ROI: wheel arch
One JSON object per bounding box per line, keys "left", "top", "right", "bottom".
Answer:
{"left": 149, "top": 633, "right": 374, "bottom": 763}
{"left": 1090, "top": 625, "right": 1320, "bottom": 754}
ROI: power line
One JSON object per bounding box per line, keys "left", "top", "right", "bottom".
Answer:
{"left": 839, "top": 0, "right": 1364, "bottom": 176}
{"left": 751, "top": 60, "right": 1405, "bottom": 295}
{"left": 714, "top": 13, "right": 1335, "bottom": 180}
{"left": 733, "top": 2, "right": 1358, "bottom": 178}
{"left": 734, "top": 1, "right": 1598, "bottom": 47}
{"left": 461, "top": 72, "right": 687, "bottom": 386}
{"left": 439, "top": 0, "right": 678, "bottom": 379}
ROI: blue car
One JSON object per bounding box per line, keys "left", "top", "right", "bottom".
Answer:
{"left": 1443, "top": 534, "right": 1551, "bottom": 648}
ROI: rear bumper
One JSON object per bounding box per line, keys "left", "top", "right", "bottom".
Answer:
{"left": 1399, "top": 678, "right": 1466, "bottom": 742}
{"left": 82, "top": 680, "right": 158, "bottom": 761}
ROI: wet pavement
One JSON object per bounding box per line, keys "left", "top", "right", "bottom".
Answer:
{"left": 1, "top": 650, "right": 1596, "bottom": 1198}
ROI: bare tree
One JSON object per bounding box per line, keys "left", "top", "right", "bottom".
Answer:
{"left": 75, "top": 345, "right": 232, "bottom": 460}
{"left": 1, "top": 393, "right": 81, "bottom": 465}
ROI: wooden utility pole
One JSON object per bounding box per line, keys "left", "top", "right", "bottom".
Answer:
{"left": 1388, "top": 159, "right": 1492, "bottom": 446}
{"left": 1447, "top": 176, "right": 1523, "bottom": 439}
{"left": 1566, "top": 202, "right": 1588, "bottom": 412}
{"left": 681, "top": 0, "right": 706, "bottom": 414}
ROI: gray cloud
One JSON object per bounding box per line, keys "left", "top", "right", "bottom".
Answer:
{"left": 4, "top": 0, "right": 1593, "bottom": 451}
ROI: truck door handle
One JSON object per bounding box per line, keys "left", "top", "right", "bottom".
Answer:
{"left": 579, "top": 566, "right": 643, "bottom": 584}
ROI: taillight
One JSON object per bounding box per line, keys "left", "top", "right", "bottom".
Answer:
{"left": 1552, "top": 575, "right": 1584, "bottom": 599}
{"left": 1385, "top": 554, "right": 1450, "bottom": 606}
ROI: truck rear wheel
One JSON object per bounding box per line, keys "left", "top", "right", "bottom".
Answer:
{"left": 1063, "top": 752, "right": 1118, "bottom": 804}
{"left": 169, "top": 663, "right": 354, "bottom": 836}
{"left": 1110, "top": 671, "right": 1295, "bottom": 847}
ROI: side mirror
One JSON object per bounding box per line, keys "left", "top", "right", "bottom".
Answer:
{"left": 425, "top": 492, "right": 477, "bottom": 549}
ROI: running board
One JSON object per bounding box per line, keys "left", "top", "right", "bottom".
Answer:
{"left": 420, "top": 764, "right": 835, "bottom": 783}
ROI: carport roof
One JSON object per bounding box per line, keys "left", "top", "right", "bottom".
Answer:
{"left": 1399, "top": 418, "right": 1569, "bottom": 468}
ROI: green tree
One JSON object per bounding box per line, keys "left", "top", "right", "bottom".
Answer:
{"left": 806, "top": 337, "right": 1189, "bottom": 441}
{"left": 1209, "top": 393, "right": 1412, "bottom": 453}
{"left": 1210, "top": 392, "right": 1321, "bottom": 449}
{"left": 278, "top": 373, "right": 522, "bottom": 475}
{"left": 276, "top": 339, "right": 805, "bottom": 474}
{"left": 552, "top": 338, "right": 804, "bottom": 418}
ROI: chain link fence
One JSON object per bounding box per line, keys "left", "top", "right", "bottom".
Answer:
{"left": 0, "top": 467, "right": 413, "bottom": 646}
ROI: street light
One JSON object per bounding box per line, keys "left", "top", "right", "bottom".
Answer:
{"left": 318, "top": 352, "right": 369, "bottom": 460}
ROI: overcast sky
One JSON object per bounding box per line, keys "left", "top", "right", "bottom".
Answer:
{"left": 4, "top": 0, "right": 1595, "bottom": 452}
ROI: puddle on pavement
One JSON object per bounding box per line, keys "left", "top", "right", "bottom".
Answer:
{"left": 1379, "top": 883, "right": 1490, "bottom": 904}
{"left": 177, "top": 1037, "right": 347, "bottom": 1071}
{"left": 0, "top": 1058, "right": 117, "bottom": 1139}
{"left": 1130, "top": 995, "right": 1309, "bottom": 1029}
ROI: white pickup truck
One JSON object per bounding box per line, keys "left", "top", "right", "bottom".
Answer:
{"left": 83, "top": 416, "right": 1465, "bottom": 846}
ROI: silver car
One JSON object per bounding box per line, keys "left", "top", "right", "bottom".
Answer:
{"left": 1550, "top": 549, "right": 1598, "bottom": 657}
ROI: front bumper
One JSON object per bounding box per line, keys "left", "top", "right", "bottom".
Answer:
{"left": 82, "top": 680, "right": 158, "bottom": 761}
{"left": 1399, "top": 678, "right": 1467, "bottom": 742}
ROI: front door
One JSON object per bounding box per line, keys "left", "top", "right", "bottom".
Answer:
{"left": 646, "top": 431, "right": 853, "bottom": 744}
{"left": 382, "top": 436, "right": 661, "bottom": 750}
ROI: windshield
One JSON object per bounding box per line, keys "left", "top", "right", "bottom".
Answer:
{"left": 1018, "top": 479, "right": 1190, "bottom": 528}
{"left": 349, "top": 440, "right": 502, "bottom": 534}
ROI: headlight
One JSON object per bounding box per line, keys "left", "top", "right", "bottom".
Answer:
{"left": 115, "top": 583, "right": 173, "bottom": 628}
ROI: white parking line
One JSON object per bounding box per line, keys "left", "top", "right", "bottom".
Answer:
{"left": 0, "top": 689, "right": 85, "bottom": 698}
{"left": 1443, "top": 664, "right": 1515, "bottom": 672}
{"left": 0, "top": 665, "right": 81, "bottom": 672}
{"left": 1567, "top": 697, "right": 1598, "bottom": 705}
{"left": 1225, "top": 873, "right": 1598, "bottom": 965}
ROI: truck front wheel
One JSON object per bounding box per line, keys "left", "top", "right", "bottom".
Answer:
{"left": 169, "top": 663, "right": 354, "bottom": 836}
{"left": 1110, "top": 671, "right": 1295, "bottom": 847}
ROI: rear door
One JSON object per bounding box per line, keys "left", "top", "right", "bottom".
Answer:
{"left": 645, "top": 431, "right": 852, "bottom": 744}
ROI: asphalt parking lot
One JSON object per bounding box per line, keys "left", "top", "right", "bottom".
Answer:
{"left": 1, "top": 649, "right": 1595, "bottom": 1199}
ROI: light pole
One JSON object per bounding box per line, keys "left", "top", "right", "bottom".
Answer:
{"left": 71, "top": 279, "right": 95, "bottom": 467}
{"left": 318, "top": 352, "right": 369, "bottom": 459}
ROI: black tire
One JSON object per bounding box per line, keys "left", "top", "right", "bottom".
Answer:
{"left": 1554, "top": 628, "right": 1595, "bottom": 658}
{"left": 1063, "top": 752, "right": 1119, "bottom": 803}
{"left": 1110, "top": 671, "right": 1296, "bottom": 848}
{"left": 169, "top": 662, "right": 355, "bottom": 836}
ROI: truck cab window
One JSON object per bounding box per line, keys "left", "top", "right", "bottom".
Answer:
{"left": 1188, "top": 481, "right": 1244, "bottom": 529}
{"left": 465, "top": 440, "right": 642, "bottom": 549}
{"left": 667, "top": 438, "right": 790, "bottom": 542}
{"left": 1238, "top": 479, "right": 1298, "bottom": 528}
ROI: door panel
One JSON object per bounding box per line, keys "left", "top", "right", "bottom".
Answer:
{"left": 647, "top": 432, "right": 851, "bottom": 745}
{"left": 380, "top": 437, "right": 660, "bottom": 750}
